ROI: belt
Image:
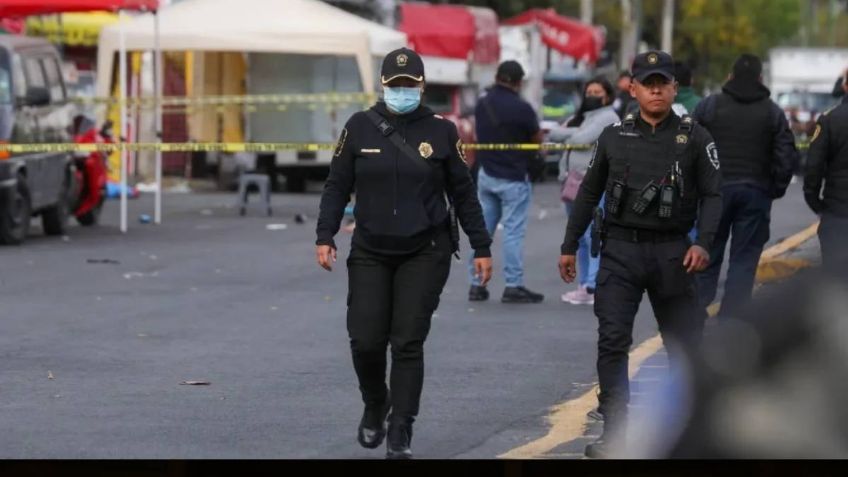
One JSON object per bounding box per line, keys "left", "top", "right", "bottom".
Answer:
{"left": 604, "top": 224, "right": 686, "bottom": 243}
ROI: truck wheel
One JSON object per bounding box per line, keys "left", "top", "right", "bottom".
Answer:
{"left": 0, "top": 173, "right": 32, "bottom": 245}
{"left": 42, "top": 176, "right": 72, "bottom": 236}
{"left": 77, "top": 192, "right": 104, "bottom": 226}
{"left": 285, "top": 172, "right": 306, "bottom": 193}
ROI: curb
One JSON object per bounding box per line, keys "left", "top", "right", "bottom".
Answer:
{"left": 498, "top": 221, "right": 820, "bottom": 459}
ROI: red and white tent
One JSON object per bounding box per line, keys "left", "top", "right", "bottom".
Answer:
{"left": 503, "top": 8, "right": 604, "bottom": 65}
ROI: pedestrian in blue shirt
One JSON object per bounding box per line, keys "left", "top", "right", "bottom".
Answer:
{"left": 468, "top": 60, "right": 545, "bottom": 303}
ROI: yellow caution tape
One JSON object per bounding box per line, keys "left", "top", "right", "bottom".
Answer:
{"left": 0, "top": 142, "right": 812, "bottom": 153}
{"left": 0, "top": 143, "right": 593, "bottom": 153}
{"left": 70, "top": 92, "right": 378, "bottom": 107}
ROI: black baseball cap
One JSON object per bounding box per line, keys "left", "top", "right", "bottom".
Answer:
{"left": 631, "top": 50, "right": 675, "bottom": 82}
{"left": 381, "top": 47, "right": 425, "bottom": 85}
{"left": 496, "top": 60, "right": 525, "bottom": 83}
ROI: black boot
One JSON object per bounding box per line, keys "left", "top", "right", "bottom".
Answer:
{"left": 584, "top": 434, "right": 613, "bottom": 459}
{"left": 501, "top": 286, "right": 544, "bottom": 304}
{"left": 584, "top": 414, "right": 625, "bottom": 459}
{"left": 385, "top": 418, "right": 413, "bottom": 459}
{"left": 468, "top": 285, "right": 489, "bottom": 302}
{"left": 357, "top": 393, "right": 391, "bottom": 449}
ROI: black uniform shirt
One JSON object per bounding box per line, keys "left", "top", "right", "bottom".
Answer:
{"left": 317, "top": 102, "right": 492, "bottom": 258}
{"left": 561, "top": 111, "right": 723, "bottom": 255}
{"left": 804, "top": 97, "right": 848, "bottom": 216}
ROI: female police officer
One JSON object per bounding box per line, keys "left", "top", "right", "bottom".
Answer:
{"left": 315, "top": 47, "right": 493, "bottom": 459}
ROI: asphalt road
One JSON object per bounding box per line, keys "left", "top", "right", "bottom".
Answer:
{"left": 0, "top": 179, "right": 817, "bottom": 458}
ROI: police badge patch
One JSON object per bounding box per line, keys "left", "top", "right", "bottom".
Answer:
{"left": 706, "top": 142, "right": 720, "bottom": 170}
{"left": 334, "top": 128, "right": 348, "bottom": 157}
{"left": 676, "top": 134, "right": 688, "bottom": 145}
{"left": 419, "top": 142, "right": 433, "bottom": 159}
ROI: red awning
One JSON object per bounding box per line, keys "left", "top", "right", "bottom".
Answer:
{"left": 398, "top": 3, "right": 499, "bottom": 64}
{"left": 503, "top": 8, "right": 603, "bottom": 64}
{"left": 0, "top": 0, "right": 158, "bottom": 17}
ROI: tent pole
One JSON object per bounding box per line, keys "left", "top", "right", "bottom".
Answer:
{"left": 119, "top": 9, "right": 128, "bottom": 234}
{"left": 154, "top": 9, "right": 163, "bottom": 224}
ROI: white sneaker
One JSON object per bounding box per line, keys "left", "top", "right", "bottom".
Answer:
{"left": 561, "top": 286, "right": 595, "bottom": 305}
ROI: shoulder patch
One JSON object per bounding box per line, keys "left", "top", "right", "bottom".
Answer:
{"left": 706, "top": 142, "right": 720, "bottom": 170}
{"left": 456, "top": 139, "right": 468, "bottom": 166}
{"left": 334, "top": 128, "right": 348, "bottom": 158}
{"left": 811, "top": 124, "right": 822, "bottom": 143}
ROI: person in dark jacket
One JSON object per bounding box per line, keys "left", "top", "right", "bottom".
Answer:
{"left": 805, "top": 69, "right": 848, "bottom": 277}
{"left": 315, "top": 47, "right": 493, "bottom": 459}
{"left": 693, "top": 54, "right": 799, "bottom": 319}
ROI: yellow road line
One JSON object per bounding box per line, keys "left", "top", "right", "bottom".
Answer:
{"left": 499, "top": 221, "right": 819, "bottom": 459}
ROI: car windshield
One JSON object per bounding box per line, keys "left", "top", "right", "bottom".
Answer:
{"left": 777, "top": 91, "right": 838, "bottom": 113}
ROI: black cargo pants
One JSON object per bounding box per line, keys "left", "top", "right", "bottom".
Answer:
{"left": 593, "top": 231, "right": 705, "bottom": 429}
{"left": 346, "top": 230, "right": 452, "bottom": 423}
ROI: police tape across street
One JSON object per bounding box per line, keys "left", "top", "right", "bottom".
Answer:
{"left": 70, "top": 92, "right": 378, "bottom": 107}
{"left": 0, "top": 142, "right": 594, "bottom": 153}
{"left": 0, "top": 142, "right": 810, "bottom": 154}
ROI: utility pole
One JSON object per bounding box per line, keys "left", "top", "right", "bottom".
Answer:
{"left": 661, "top": 0, "right": 674, "bottom": 54}
{"left": 620, "top": 0, "right": 642, "bottom": 71}
{"left": 581, "top": 0, "right": 593, "bottom": 24}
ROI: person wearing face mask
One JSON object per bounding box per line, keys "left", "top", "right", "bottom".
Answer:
{"left": 548, "top": 77, "right": 620, "bottom": 306}
{"left": 315, "top": 47, "right": 493, "bottom": 459}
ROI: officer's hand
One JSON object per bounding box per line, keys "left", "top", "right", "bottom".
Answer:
{"left": 474, "top": 258, "right": 493, "bottom": 286}
{"left": 316, "top": 245, "right": 337, "bottom": 272}
{"left": 683, "top": 245, "right": 710, "bottom": 274}
{"left": 559, "top": 255, "right": 577, "bottom": 283}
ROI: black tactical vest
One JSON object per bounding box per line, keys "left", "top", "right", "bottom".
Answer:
{"left": 604, "top": 113, "right": 697, "bottom": 232}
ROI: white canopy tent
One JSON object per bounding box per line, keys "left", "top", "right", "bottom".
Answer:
{"left": 96, "top": 0, "right": 407, "bottom": 231}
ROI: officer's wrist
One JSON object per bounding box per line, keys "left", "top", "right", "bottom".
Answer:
{"left": 561, "top": 243, "right": 578, "bottom": 255}
{"left": 473, "top": 248, "right": 491, "bottom": 259}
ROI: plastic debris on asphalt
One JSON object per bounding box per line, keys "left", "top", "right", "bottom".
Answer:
{"left": 87, "top": 259, "right": 120, "bottom": 265}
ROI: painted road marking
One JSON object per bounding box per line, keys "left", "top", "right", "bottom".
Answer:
{"left": 499, "top": 221, "right": 819, "bottom": 459}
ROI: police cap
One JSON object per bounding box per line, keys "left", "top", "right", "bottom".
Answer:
{"left": 631, "top": 51, "right": 675, "bottom": 83}
{"left": 381, "top": 47, "right": 425, "bottom": 85}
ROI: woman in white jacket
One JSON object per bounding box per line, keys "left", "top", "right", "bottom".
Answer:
{"left": 548, "top": 77, "right": 620, "bottom": 305}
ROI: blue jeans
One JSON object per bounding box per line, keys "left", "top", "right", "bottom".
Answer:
{"left": 564, "top": 195, "right": 604, "bottom": 289}
{"left": 696, "top": 183, "right": 771, "bottom": 317}
{"left": 468, "top": 168, "right": 531, "bottom": 287}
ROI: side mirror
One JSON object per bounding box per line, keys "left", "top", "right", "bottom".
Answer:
{"left": 23, "top": 86, "right": 50, "bottom": 107}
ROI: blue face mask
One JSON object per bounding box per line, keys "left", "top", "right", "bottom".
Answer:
{"left": 383, "top": 86, "right": 421, "bottom": 114}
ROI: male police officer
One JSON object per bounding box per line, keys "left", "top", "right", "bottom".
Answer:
{"left": 804, "top": 69, "right": 848, "bottom": 278}
{"left": 558, "top": 51, "right": 722, "bottom": 459}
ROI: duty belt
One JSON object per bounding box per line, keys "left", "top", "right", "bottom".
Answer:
{"left": 604, "top": 224, "right": 686, "bottom": 243}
